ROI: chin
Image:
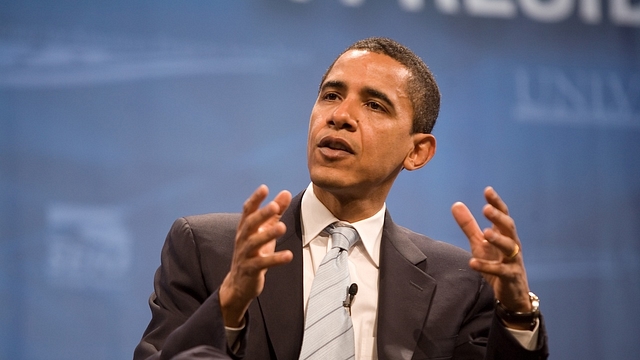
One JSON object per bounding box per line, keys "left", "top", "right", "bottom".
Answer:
{"left": 309, "top": 168, "right": 350, "bottom": 190}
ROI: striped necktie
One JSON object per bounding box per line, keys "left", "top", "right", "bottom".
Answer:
{"left": 299, "top": 222, "right": 359, "bottom": 360}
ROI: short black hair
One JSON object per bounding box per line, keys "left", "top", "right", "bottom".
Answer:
{"left": 319, "top": 37, "right": 440, "bottom": 134}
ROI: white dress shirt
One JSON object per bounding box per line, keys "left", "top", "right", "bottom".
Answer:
{"left": 301, "top": 183, "right": 384, "bottom": 360}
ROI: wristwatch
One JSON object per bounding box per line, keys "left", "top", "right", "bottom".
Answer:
{"left": 495, "top": 291, "right": 540, "bottom": 330}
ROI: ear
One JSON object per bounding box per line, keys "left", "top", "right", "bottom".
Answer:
{"left": 403, "top": 133, "right": 436, "bottom": 171}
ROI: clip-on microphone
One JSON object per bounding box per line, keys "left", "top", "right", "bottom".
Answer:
{"left": 343, "top": 283, "right": 358, "bottom": 316}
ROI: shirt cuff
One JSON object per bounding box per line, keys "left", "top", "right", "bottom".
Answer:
{"left": 505, "top": 318, "right": 540, "bottom": 350}
{"left": 225, "top": 320, "right": 245, "bottom": 353}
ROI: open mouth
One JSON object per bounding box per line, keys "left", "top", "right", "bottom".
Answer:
{"left": 318, "top": 137, "right": 354, "bottom": 154}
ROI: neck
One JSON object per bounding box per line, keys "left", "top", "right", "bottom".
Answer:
{"left": 312, "top": 183, "right": 389, "bottom": 223}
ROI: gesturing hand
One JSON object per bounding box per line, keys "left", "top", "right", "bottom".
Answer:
{"left": 451, "top": 187, "right": 533, "bottom": 329}
{"left": 219, "top": 185, "right": 293, "bottom": 327}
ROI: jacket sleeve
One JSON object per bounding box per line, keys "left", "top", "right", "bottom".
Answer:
{"left": 133, "top": 217, "right": 246, "bottom": 360}
{"left": 452, "top": 278, "right": 549, "bottom": 360}
{"left": 485, "top": 312, "right": 549, "bottom": 360}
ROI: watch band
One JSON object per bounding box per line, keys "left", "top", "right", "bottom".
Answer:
{"left": 495, "top": 291, "right": 540, "bottom": 330}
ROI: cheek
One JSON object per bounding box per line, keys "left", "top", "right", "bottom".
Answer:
{"left": 307, "top": 118, "right": 319, "bottom": 143}
{"left": 308, "top": 110, "right": 323, "bottom": 134}
{"left": 307, "top": 115, "right": 323, "bottom": 155}
{"left": 366, "top": 129, "right": 412, "bottom": 162}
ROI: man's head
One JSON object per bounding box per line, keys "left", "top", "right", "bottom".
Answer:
{"left": 307, "top": 39, "right": 438, "bottom": 218}
{"left": 320, "top": 37, "right": 440, "bottom": 134}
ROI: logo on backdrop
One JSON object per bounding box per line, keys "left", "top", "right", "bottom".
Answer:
{"left": 46, "top": 204, "right": 132, "bottom": 291}
{"left": 291, "top": 0, "right": 640, "bottom": 27}
{"left": 513, "top": 67, "right": 640, "bottom": 128}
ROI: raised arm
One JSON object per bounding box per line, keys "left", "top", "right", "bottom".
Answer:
{"left": 451, "top": 187, "right": 534, "bottom": 329}
{"left": 219, "top": 185, "right": 293, "bottom": 327}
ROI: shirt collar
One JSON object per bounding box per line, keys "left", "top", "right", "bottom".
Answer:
{"left": 300, "top": 183, "right": 385, "bottom": 267}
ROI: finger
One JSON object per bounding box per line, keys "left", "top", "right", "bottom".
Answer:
{"left": 484, "top": 186, "right": 509, "bottom": 215}
{"left": 251, "top": 191, "right": 292, "bottom": 237}
{"left": 451, "top": 202, "right": 484, "bottom": 244}
{"left": 239, "top": 185, "right": 270, "bottom": 229}
{"left": 241, "top": 221, "right": 287, "bottom": 258}
{"left": 258, "top": 221, "right": 287, "bottom": 250}
{"left": 238, "top": 249, "right": 294, "bottom": 277}
{"left": 244, "top": 190, "right": 292, "bottom": 236}
{"left": 469, "top": 258, "right": 510, "bottom": 277}
{"left": 483, "top": 228, "right": 521, "bottom": 260}
{"left": 242, "top": 200, "right": 282, "bottom": 236}
{"left": 272, "top": 190, "right": 292, "bottom": 217}
{"left": 482, "top": 204, "right": 518, "bottom": 241}
{"left": 250, "top": 250, "right": 294, "bottom": 270}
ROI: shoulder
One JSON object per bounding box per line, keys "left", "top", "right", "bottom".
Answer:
{"left": 390, "top": 223, "right": 481, "bottom": 285}
{"left": 395, "top": 224, "right": 472, "bottom": 265}
{"left": 170, "top": 213, "right": 241, "bottom": 234}
{"left": 166, "top": 213, "right": 241, "bottom": 250}
{"left": 162, "top": 213, "right": 242, "bottom": 286}
{"left": 179, "top": 213, "right": 241, "bottom": 233}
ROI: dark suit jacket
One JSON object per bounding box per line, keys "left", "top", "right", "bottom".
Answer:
{"left": 134, "top": 192, "right": 548, "bottom": 360}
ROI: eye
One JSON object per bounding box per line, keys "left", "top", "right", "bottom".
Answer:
{"left": 366, "top": 101, "right": 386, "bottom": 112}
{"left": 323, "top": 92, "right": 340, "bottom": 101}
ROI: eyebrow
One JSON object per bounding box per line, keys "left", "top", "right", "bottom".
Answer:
{"left": 362, "top": 86, "right": 395, "bottom": 113}
{"left": 320, "top": 80, "right": 347, "bottom": 93}
{"left": 320, "top": 80, "right": 396, "bottom": 113}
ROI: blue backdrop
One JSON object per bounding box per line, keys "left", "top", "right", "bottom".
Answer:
{"left": 1, "top": 1, "right": 639, "bottom": 359}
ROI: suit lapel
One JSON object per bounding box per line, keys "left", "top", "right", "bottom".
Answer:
{"left": 257, "top": 192, "right": 305, "bottom": 359}
{"left": 377, "top": 213, "right": 437, "bottom": 360}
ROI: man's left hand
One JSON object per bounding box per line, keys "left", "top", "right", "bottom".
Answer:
{"left": 451, "top": 186, "right": 533, "bottom": 330}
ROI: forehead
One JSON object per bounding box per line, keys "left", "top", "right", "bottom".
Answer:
{"left": 323, "top": 50, "right": 412, "bottom": 94}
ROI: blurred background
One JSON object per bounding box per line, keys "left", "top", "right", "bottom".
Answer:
{"left": 1, "top": 1, "right": 639, "bottom": 359}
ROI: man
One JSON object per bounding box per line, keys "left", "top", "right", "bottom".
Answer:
{"left": 134, "top": 37, "right": 548, "bottom": 359}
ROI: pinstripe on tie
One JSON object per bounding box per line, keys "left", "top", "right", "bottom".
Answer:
{"left": 299, "top": 222, "right": 359, "bottom": 360}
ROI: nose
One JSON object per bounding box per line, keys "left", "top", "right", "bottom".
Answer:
{"left": 328, "top": 98, "right": 357, "bottom": 131}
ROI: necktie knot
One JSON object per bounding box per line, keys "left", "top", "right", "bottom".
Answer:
{"left": 326, "top": 223, "right": 359, "bottom": 251}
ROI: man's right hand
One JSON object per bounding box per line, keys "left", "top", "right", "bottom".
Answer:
{"left": 219, "top": 185, "right": 293, "bottom": 327}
